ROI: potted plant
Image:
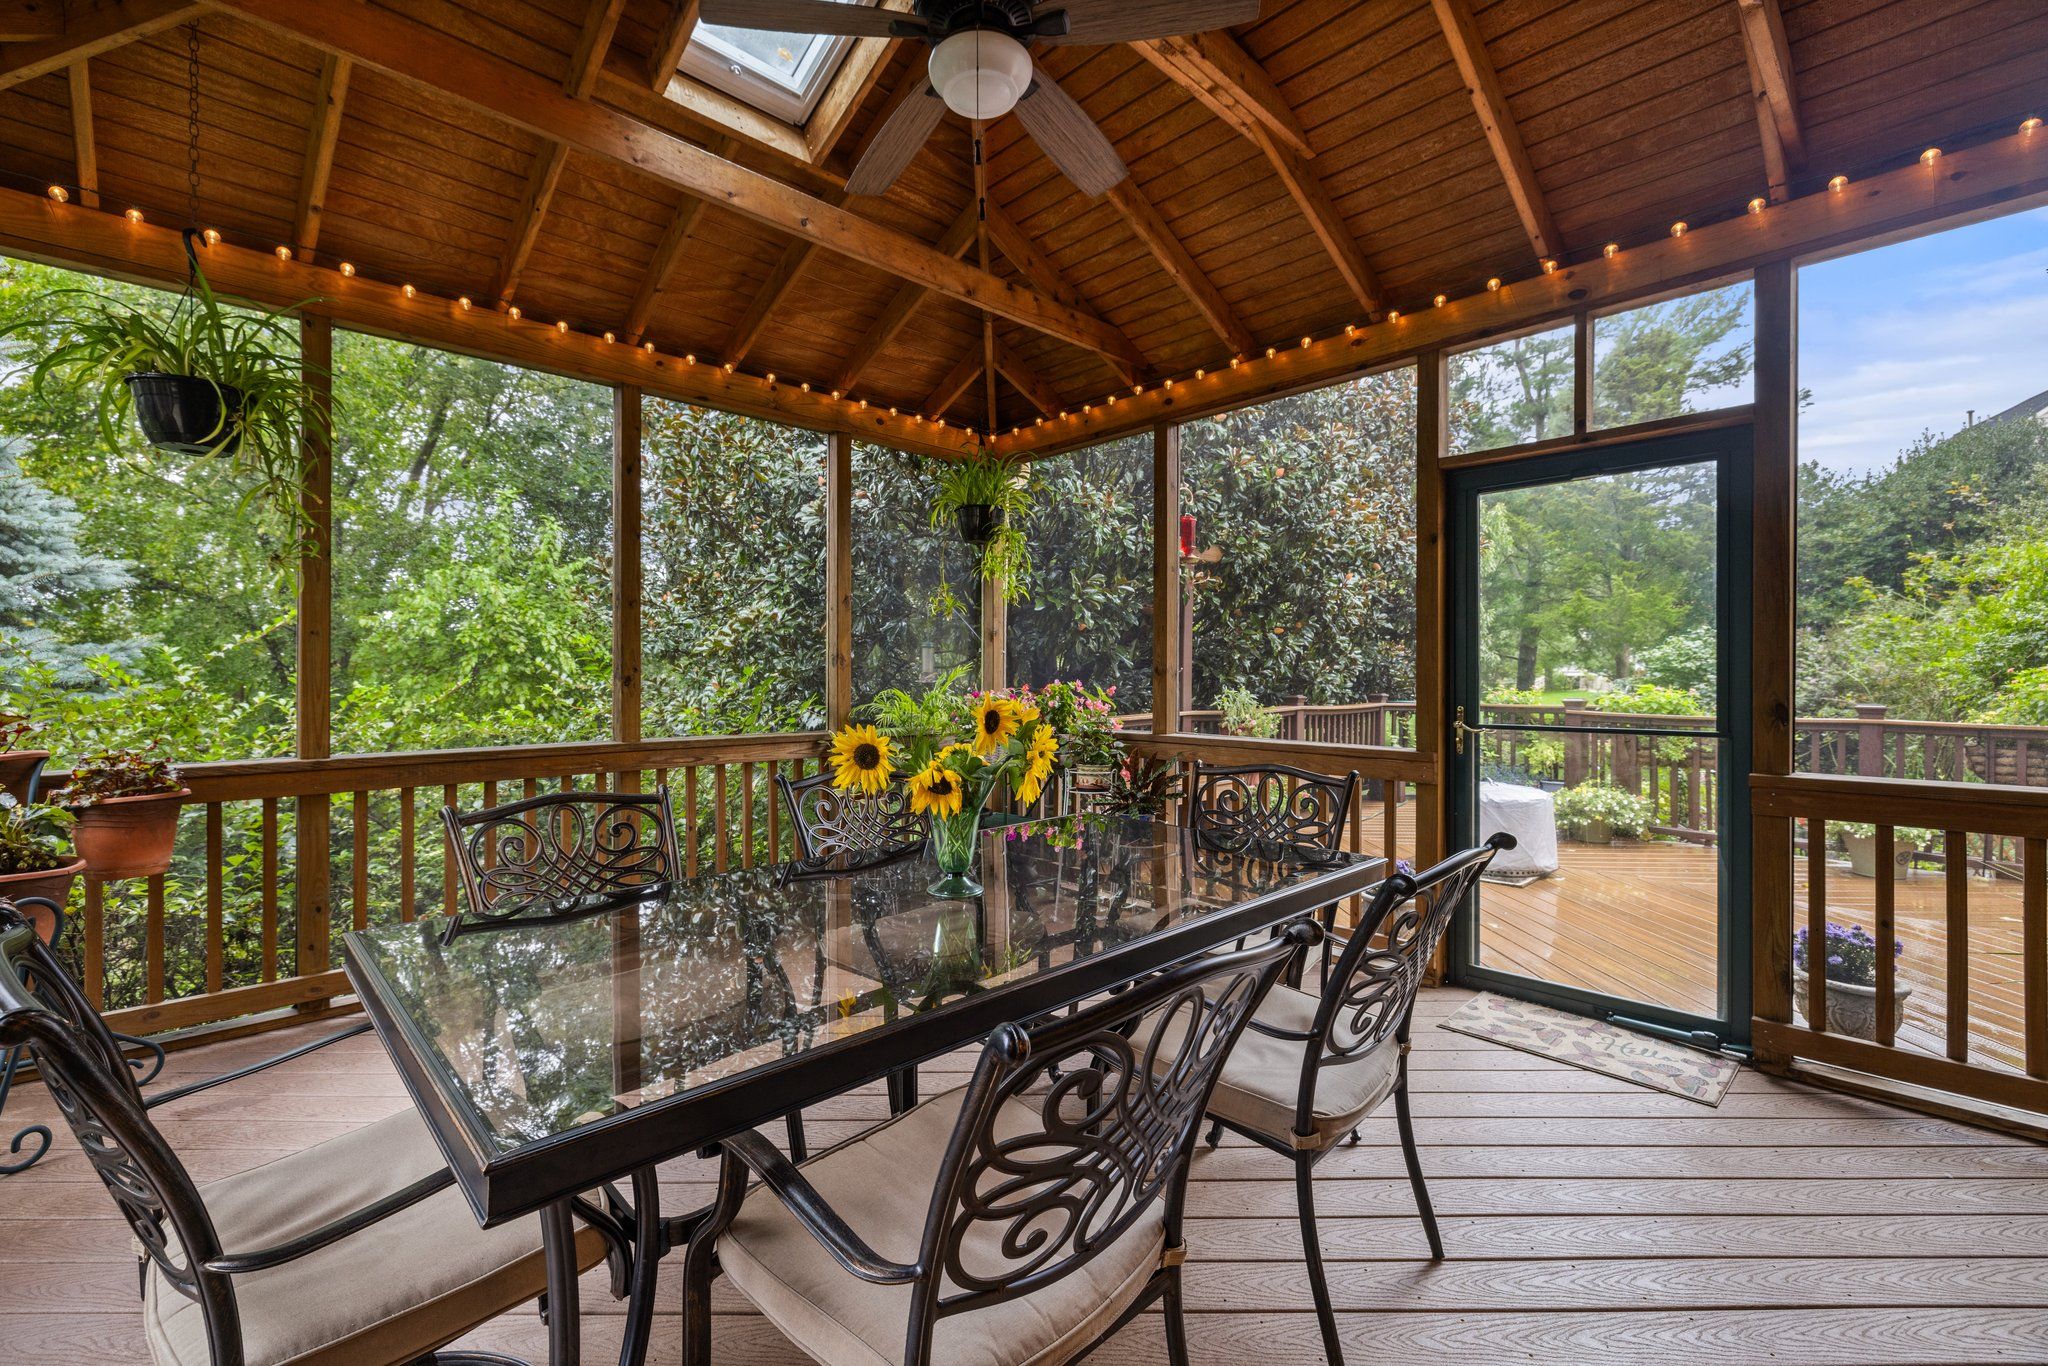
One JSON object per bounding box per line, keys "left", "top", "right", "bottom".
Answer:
{"left": 1795, "top": 920, "right": 1910, "bottom": 1039}
{"left": 0, "top": 238, "right": 323, "bottom": 540}
{"left": 56, "top": 744, "right": 189, "bottom": 880}
{"left": 1031, "top": 680, "right": 1124, "bottom": 799}
{"left": 1551, "top": 782, "right": 1654, "bottom": 845}
{"left": 929, "top": 452, "right": 1035, "bottom": 605}
{"left": 0, "top": 794, "right": 83, "bottom": 944}
{"left": 1102, "top": 755, "right": 1185, "bottom": 818}
{"left": 826, "top": 692, "right": 1058, "bottom": 899}
{"left": 857, "top": 665, "right": 974, "bottom": 754}
{"left": 0, "top": 713, "right": 49, "bottom": 804}
{"left": 1215, "top": 685, "right": 1280, "bottom": 739}
{"left": 1836, "top": 822, "right": 1939, "bottom": 878}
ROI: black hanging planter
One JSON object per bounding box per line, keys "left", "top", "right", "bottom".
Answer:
{"left": 956, "top": 503, "right": 1005, "bottom": 546}
{"left": 125, "top": 372, "right": 243, "bottom": 457}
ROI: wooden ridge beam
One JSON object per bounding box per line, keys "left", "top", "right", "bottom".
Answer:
{"left": 1737, "top": 0, "right": 1805, "bottom": 200}
{"left": 925, "top": 348, "right": 984, "bottom": 420}
{"left": 984, "top": 201, "right": 1143, "bottom": 385}
{"left": 0, "top": 187, "right": 976, "bottom": 459}
{"left": 1107, "top": 178, "right": 1254, "bottom": 358}
{"left": 622, "top": 132, "right": 737, "bottom": 344}
{"left": 66, "top": 61, "right": 98, "bottom": 209}
{"left": 725, "top": 238, "right": 816, "bottom": 366}
{"left": 834, "top": 202, "right": 978, "bottom": 391}
{"left": 0, "top": 1, "right": 64, "bottom": 41}
{"left": 1, "top": 0, "right": 201, "bottom": 93}
{"left": 993, "top": 336, "right": 1062, "bottom": 418}
{"left": 292, "top": 54, "right": 350, "bottom": 261}
{"left": 1430, "top": 0, "right": 1561, "bottom": 263}
{"left": 645, "top": 0, "right": 698, "bottom": 91}
{"left": 207, "top": 0, "right": 1147, "bottom": 368}
{"left": 995, "top": 125, "right": 2048, "bottom": 459}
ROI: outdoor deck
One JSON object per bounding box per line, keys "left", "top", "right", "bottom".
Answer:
{"left": 7, "top": 988, "right": 2048, "bottom": 1364}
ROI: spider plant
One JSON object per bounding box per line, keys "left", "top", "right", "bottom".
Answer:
{"left": 929, "top": 451, "right": 1036, "bottom": 605}
{"left": 0, "top": 241, "right": 324, "bottom": 543}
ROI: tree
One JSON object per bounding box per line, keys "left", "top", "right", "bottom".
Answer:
{"left": 0, "top": 436, "right": 141, "bottom": 684}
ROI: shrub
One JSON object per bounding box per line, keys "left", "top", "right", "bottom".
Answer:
{"left": 1215, "top": 685, "right": 1279, "bottom": 738}
{"left": 1551, "top": 782, "right": 1654, "bottom": 837}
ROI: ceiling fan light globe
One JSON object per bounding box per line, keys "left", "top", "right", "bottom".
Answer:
{"left": 929, "top": 29, "right": 1031, "bottom": 120}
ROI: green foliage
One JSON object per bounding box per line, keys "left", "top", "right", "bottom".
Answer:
{"left": 1215, "top": 685, "right": 1279, "bottom": 738}
{"left": 0, "top": 794, "right": 72, "bottom": 874}
{"left": 1636, "top": 626, "right": 1715, "bottom": 696}
{"left": 1552, "top": 782, "right": 1654, "bottom": 837}
{"left": 1103, "top": 754, "right": 1184, "bottom": 817}
{"left": 1586, "top": 684, "right": 1708, "bottom": 716}
{"left": 856, "top": 665, "right": 974, "bottom": 769}
{"left": 929, "top": 452, "right": 1036, "bottom": 606}
{"left": 58, "top": 743, "right": 183, "bottom": 805}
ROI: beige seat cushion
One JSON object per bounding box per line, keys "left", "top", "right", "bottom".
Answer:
{"left": 143, "top": 1105, "right": 606, "bottom": 1366}
{"left": 719, "top": 1087, "right": 1168, "bottom": 1366}
{"left": 1161, "top": 984, "right": 1400, "bottom": 1147}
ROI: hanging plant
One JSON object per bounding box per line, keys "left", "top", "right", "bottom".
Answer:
{"left": 929, "top": 450, "right": 1036, "bottom": 608}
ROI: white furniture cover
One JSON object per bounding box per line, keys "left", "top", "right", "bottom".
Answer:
{"left": 1478, "top": 781, "right": 1558, "bottom": 876}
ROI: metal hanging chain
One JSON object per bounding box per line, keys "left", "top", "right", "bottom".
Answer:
{"left": 185, "top": 23, "right": 201, "bottom": 231}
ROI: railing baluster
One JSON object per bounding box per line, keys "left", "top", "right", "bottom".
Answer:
{"left": 2027, "top": 837, "right": 2047, "bottom": 1079}
{"left": 442, "top": 783, "right": 459, "bottom": 919}
{"left": 714, "top": 765, "right": 730, "bottom": 873}
{"left": 83, "top": 878, "right": 104, "bottom": 1010}
{"left": 351, "top": 791, "right": 370, "bottom": 933}
{"left": 524, "top": 777, "right": 539, "bottom": 801}
{"left": 206, "top": 804, "right": 225, "bottom": 995}
{"left": 261, "top": 797, "right": 279, "bottom": 982}
{"left": 741, "top": 762, "right": 756, "bottom": 870}
{"left": 481, "top": 781, "right": 498, "bottom": 870}
{"left": 1806, "top": 818, "right": 1828, "bottom": 1032}
{"left": 684, "top": 766, "right": 700, "bottom": 878}
{"left": 767, "top": 760, "right": 782, "bottom": 863}
{"left": 1874, "top": 824, "right": 1897, "bottom": 1047}
{"left": 400, "top": 786, "right": 417, "bottom": 923}
{"left": 145, "top": 875, "right": 166, "bottom": 1004}
{"left": 1945, "top": 829, "right": 1970, "bottom": 1063}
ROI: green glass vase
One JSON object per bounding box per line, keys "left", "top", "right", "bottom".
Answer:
{"left": 928, "top": 787, "right": 992, "bottom": 899}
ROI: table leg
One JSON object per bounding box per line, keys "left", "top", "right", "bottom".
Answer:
{"left": 616, "top": 1168, "right": 662, "bottom": 1366}
{"left": 540, "top": 1199, "right": 581, "bottom": 1366}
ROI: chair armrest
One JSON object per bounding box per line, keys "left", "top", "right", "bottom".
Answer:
{"left": 720, "top": 1130, "right": 918, "bottom": 1286}
{"left": 147, "top": 1021, "right": 375, "bottom": 1109}
{"left": 1243, "top": 1017, "right": 1317, "bottom": 1043}
{"left": 202, "top": 1168, "right": 455, "bottom": 1275}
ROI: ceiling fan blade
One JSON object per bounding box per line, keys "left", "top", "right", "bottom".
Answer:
{"left": 1012, "top": 67, "right": 1128, "bottom": 198}
{"left": 847, "top": 75, "right": 947, "bottom": 195}
{"left": 1037, "top": 0, "right": 1265, "bottom": 43}
{"left": 698, "top": 0, "right": 917, "bottom": 38}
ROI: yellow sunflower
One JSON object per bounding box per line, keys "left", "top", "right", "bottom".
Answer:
{"left": 906, "top": 760, "right": 966, "bottom": 820}
{"left": 1014, "top": 724, "right": 1059, "bottom": 807}
{"left": 972, "top": 696, "right": 1027, "bottom": 755}
{"left": 828, "top": 724, "right": 894, "bottom": 795}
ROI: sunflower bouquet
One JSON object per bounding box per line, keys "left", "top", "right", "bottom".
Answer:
{"left": 826, "top": 691, "right": 1059, "bottom": 898}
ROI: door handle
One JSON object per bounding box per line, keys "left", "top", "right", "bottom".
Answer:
{"left": 1454, "top": 705, "right": 1469, "bottom": 756}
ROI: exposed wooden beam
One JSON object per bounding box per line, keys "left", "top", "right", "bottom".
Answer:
{"left": 645, "top": 0, "right": 697, "bottom": 91}
{"left": 1737, "top": 0, "right": 1805, "bottom": 199}
{"left": 622, "top": 132, "right": 737, "bottom": 345}
{"left": 995, "top": 125, "right": 2048, "bottom": 459}
{"left": 804, "top": 0, "right": 915, "bottom": 166}
{"left": 0, "top": 1, "right": 64, "bottom": 42}
{"left": 993, "top": 336, "right": 1061, "bottom": 418}
{"left": 1, "top": 0, "right": 201, "bottom": 93}
{"left": 292, "top": 54, "right": 350, "bottom": 260}
{"left": 208, "top": 0, "right": 1148, "bottom": 369}
{"left": 1429, "top": 0, "right": 1561, "bottom": 263}
{"left": 1132, "top": 33, "right": 1310, "bottom": 159}
{"left": 66, "top": 62, "right": 98, "bottom": 209}
{"left": 0, "top": 187, "right": 977, "bottom": 459}
{"left": 984, "top": 200, "right": 1143, "bottom": 385}
{"left": 1106, "top": 178, "right": 1254, "bottom": 358}
{"left": 834, "top": 203, "right": 978, "bottom": 392}
{"left": 925, "top": 348, "right": 984, "bottom": 419}
{"left": 824, "top": 430, "right": 853, "bottom": 728}
{"left": 725, "top": 238, "right": 815, "bottom": 366}
{"left": 492, "top": 0, "right": 626, "bottom": 302}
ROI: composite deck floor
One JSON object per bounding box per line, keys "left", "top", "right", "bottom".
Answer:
{"left": 6, "top": 989, "right": 2048, "bottom": 1364}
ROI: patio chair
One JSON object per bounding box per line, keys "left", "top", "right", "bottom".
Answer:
{"left": 1189, "top": 760, "right": 1361, "bottom": 982}
{"left": 777, "top": 768, "right": 928, "bottom": 862}
{"left": 1184, "top": 835, "right": 1513, "bottom": 1366}
{"left": 439, "top": 787, "right": 681, "bottom": 945}
{"left": 0, "top": 897, "right": 611, "bottom": 1366}
{"left": 680, "top": 918, "right": 1321, "bottom": 1366}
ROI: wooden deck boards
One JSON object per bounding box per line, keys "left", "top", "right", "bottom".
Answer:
{"left": 6, "top": 989, "right": 2048, "bottom": 1364}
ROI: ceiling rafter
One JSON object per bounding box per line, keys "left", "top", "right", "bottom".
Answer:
{"left": 984, "top": 202, "right": 1143, "bottom": 386}
{"left": 924, "top": 347, "right": 984, "bottom": 418}
{"left": 1106, "top": 177, "right": 1255, "bottom": 359}
{"left": 1135, "top": 30, "right": 1384, "bottom": 316}
{"left": 66, "top": 62, "right": 99, "bottom": 209}
{"left": 492, "top": 0, "right": 627, "bottom": 303}
{"left": 622, "top": 131, "right": 738, "bottom": 345}
{"left": 726, "top": 238, "right": 816, "bottom": 366}
{"left": 1736, "top": 0, "right": 1805, "bottom": 201}
{"left": 1429, "top": 0, "right": 1561, "bottom": 264}
{"left": 993, "top": 335, "right": 1061, "bottom": 418}
{"left": 292, "top": 54, "right": 351, "bottom": 261}
{"left": 0, "top": 0, "right": 202, "bottom": 93}
{"left": 835, "top": 203, "right": 979, "bottom": 392}
{"left": 209, "top": 0, "right": 1145, "bottom": 368}
{"left": 645, "top": 0, "right": 698, "bottom": 91}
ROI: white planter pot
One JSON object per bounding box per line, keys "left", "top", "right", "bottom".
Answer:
{"left": 1796, "top": 969, "right": 1912, "bottom": 1040}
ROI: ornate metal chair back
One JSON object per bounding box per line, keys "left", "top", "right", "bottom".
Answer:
{"left": 900, "top": 921, "right": 1314, "bottom": 1362}
{"left": 1188, "top": 762, "right": 1360, "bottom": 854}
{"left": 776, "top": 768, "right": 927, "bottom": 861}
{"left": 439, "top": 787, "right": 681, "bottom": 943}
{"left": 0, "top": 901, "right": 243, "bottom": 1359}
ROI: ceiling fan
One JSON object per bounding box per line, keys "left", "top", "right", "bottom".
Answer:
{"left": 696, "top": 0, "right": 1265, "bottom": 196}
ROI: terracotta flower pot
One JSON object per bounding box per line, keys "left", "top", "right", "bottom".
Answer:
{"left": 68, "top": 788, "right": 190, "bottom": 880}
{"left": 0, "top": 858, "right": 84, "bottom": 943}
{"left": 0, "top": 749, "right": 49, "bottom": 803}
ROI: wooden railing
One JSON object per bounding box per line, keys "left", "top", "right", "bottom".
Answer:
{"left": 1752, "top": 773, "right": 2048, "bottom": 1117}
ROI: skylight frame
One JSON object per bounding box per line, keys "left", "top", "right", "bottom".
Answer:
{"left": 680, "top": 1, "right": 879, "bottom": 126}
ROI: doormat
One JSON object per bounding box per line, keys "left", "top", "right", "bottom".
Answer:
{"left": 1479, "top": 869, "right": 1547, "bottom": 888}
{"left": 1438, "top": 993, "right": 1739, "bottom": 1106}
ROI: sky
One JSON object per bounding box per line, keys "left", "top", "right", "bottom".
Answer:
{"left": 1797, "top": 205, "right": 2048, "bottom": 476}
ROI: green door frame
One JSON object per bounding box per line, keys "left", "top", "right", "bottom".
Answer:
{"left": 1444, "top": 424, "right": 1755, "bottom": 1050}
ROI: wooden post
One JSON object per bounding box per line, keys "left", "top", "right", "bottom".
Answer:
{"left": 825, "top": 430, "right": 853, "bottom": 727}
{"left": 1751, "top": 258, "right": 1798, "bottom": 1063}
{"left": 1151, "top": 422, "right": 1181, "bottom": 734}
{"left": 613, "top": 385, "right": 644, "bottom": 775}
{"left": 1414, "top": 349, "right": 1448, "bottom": 867}
{"left": 294, "top": 314, "right": 333, "bottom": 984}
{"left": 980, "top": 514, "right": 1007, "bottom": 694}
{"left": 1854, "top": 703, "right": 1888, "bottom": 777}
{"left": 1572, "top": 308, "right": 1594, "bottom": 435}
{"left": 1562, "top": 697, "right": 1590, "bottom": 787}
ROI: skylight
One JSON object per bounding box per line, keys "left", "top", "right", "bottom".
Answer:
{"left": 682, "top": 1, "right": 877, "bottom": 125}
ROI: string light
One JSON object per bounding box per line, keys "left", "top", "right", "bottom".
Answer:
{"left": 458, "top": 295, "right": 473, "bottom": 311}
{"left": 201, "top": 228, "right": 221, "bottom": 246}
{"left": 1540, "top": 258, "right": 1558, "bottom": 274}
{"left": 603, "top": 330, "right": 616, "bottom": 343}
{"left": 1669, "top": 221, "right": 1688, "bottom": 237}
{"left": 1920, "top": 147, "right": 1941, "bottom": 165}
{"left": 1299, "top": 336, "right": 1312, "bottom": 349}
{"left": 1133, "top": 384, "right": 1144, "bottom": 395}
{"left": 1265, "top": 346, "right": 1277, "bottom": 358}
{"left": 685, "top": 354, "right": 697, "bottom": 365}
{"left": 274, "top": 245, "right": 292, "bottom": 260}
{"left": 1083, "top": 403, "right": 1093, "bottom": 413}
{"left": 1432, "top": 293, "right": 1447, "bottom": 307}
{"left": 1036, "top": 417, "right": 1046, "bottom": 426}
{"left": 339, "top": 261, "right": 356, "bottom": 276}
{"left": 1601, "top": 242, "right": 1618, "bottom": 258}
{"left": 766, "top": 373, "right": 776, "bottom": 384}
{"left": 1747, "top": 197, "right": 1767, "bottom": 215}
{"left": 555, "top": 320, "right": 569, "bottom": 333}
{"left": 1345, "top": 323, "right": 1358, "bottom": 337}
{"left": 859, "top": 399, "right": 869, "bottom": 409}
{"left": 1486, "top": 277, "right": 1501, "bottom": 291}
{"left": 1195, "top": 368, "right": 1206, "bottom": 379}
{"left": 1230, "top": 357, "right": 1241, "bottom": 369}
{"left": 402, "top": 283, "right": 419, "bottom": 299}
{"left": 888, "top": 406, "right": 898, "bottom": 415}
{"left": 2024, "top": 117, "right": 2043, "bottom": 133}
{"left": 1163, "top": 377, "right": 1175, "bottom": 390}
{"left": 800, "top": 381, "right": 810, "bottom": 392}
{"left": 830, "top": 389, "right": 842, "bottom": 400}
{"left": 723, "top": 362, "right": 736, "bottom": 373}
{"left": 1387, "top": 309, "right": 1401, "bottom": 321}
{"left": 124, "top": 207, "right": 144, "bottom": 223}
{"left": 643, "top": 341, "right": 656, "bottom": 354}
{"left": 505, "top": 303, "right": 519, "bottom": 318}
{"left": 46, "top": 185, "right": 68, "bottom": 203}
{"left": 1828, "top": 174, "right": 1848, "bottom": 191}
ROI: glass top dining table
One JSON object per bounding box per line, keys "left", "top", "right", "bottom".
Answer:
{"left": 342, "top": 814, "right": 1386, "bottom": 1227}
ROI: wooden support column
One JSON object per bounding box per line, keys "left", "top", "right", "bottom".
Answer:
{"left": 66, "top": 63, "right": 99, "bottom": 209}
{"left": 613, "top": 385, "right": 644, "bottom": 750}
{"left": 825, "top": 430, "right": 854, "bottom": 728}
{"left": 980, "top": 561, "right": 1007, "bottom": 694}
{"left": 1151, "top": 422, "right": 1182, "bottom": 734}
{"left": 294, "top": 315, "right": 334, "bottom": 982}
{"left": 1415, "top": 349, "right": 1449, "bottom": 870}
{"left": 1750, "top": 259, "right": 1797, "bottom": 1063}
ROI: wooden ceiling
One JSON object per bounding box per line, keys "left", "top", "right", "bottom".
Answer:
{"left": 2, "top": 0, "right": 2044, "bottom": 444}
